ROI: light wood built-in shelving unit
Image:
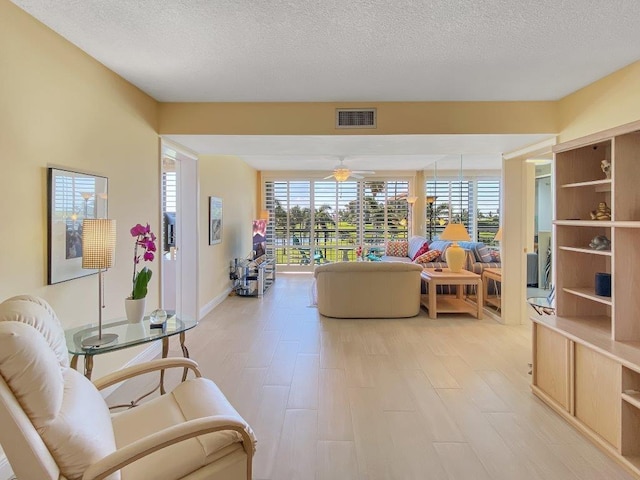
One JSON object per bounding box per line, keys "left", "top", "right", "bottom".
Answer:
{"left": 531, "top": 119, "right": 640, "bottom": 479}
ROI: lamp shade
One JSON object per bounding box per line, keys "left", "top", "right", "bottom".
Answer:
{"left": 82, "top": 219, "right": 116, "bottom": 270}
{"left": 439, "top": 223, "right": 471, "bottom": 242}
{"left": 406, "top": 196, "right": 418, "bottom": 205}
{"left": 426, "top": 195, "right": 437, "bottom": 204}
{"left": 494, "top": 227, "right": 503, "bottom": 242}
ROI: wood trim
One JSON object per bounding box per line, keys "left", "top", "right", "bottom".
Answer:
{"left": 530, "top": 315, "right": 640, "bottom": 372}
{"left": 553, "top": 119, "right": 640, "bottom": 153}
{"left": 568, "top": 340, "right": 575, "bottom": 416}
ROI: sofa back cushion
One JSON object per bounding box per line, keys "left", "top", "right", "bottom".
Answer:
{"left": 427, "top": 240, "right": 451, "bottom": 261}
{"left": 457, "top": 241, "right": 493, "bottom": 263}
{"left": 385, "top": 241, "right": 408, "bottom": 257}
{"left": 407, "top": 236, "right": 428, "bottom": 259}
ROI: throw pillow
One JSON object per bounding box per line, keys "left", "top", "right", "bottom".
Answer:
{"left": 476, "top": 244, "right": 493, "bottom": 262}
{"left": 489, "top": 250, "right": 501, "bottom": 262}
{"left": 414, "top": 249, "right": 441, "bottom": 264}
{"left": 386, "top": 241, "right": 408, "bottom": 257}
{"left": 411, "top": 242, "right": 430, "bottom": 261}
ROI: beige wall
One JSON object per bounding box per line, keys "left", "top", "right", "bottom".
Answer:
{"left": 198, "top": 155, "right": 258, "bottom": 307}
{"left": 159, "top": 101, "right": 558, "bottom": 135}
{"left": 0, "top": 2, "right": 160, "bottom": 377}
{"left": 558, "top": 60, "right": 640, "bottom": 142}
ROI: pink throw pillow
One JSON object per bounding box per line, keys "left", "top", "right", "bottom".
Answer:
{"left": 411, "top": 242, "right": 430, "bottom": 261}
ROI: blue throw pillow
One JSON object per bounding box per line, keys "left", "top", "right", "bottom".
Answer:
{"left": 475, "top": 244, "right": 492, "bottom": 262}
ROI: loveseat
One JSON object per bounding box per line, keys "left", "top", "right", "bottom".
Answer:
{"left": 314, "top": 261, "right": 423, "bottom": 318}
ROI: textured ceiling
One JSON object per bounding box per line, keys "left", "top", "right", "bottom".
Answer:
{"left": 12, "top": 0, "right": 637, "bottom": 170}
{"left": 11, "top": 0, "right": 640, "bottom": 102}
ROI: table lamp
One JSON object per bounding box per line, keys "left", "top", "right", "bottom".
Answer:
{"left": 494, "top": 227, "right": 502, "bottom": 242}
{"left": 81, "top": 218, "right": 118, "bottom": 348}
{"left": 440, "top": 223, "right": 471, "bottom": 272}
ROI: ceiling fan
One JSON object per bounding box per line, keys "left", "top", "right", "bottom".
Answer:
{"left": 323, "top": 157, "right": 375, "bottom": 182}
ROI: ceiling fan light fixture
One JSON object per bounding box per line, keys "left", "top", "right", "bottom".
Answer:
{"left": 333, "top": 168, "right": 351, "bottom": 182}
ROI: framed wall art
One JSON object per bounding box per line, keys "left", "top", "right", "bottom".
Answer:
{"left": 209, "top": 196, "right": 222, "bottom": 245}
{"left": 47, "top": 167, "right": 108, "bottom": 284}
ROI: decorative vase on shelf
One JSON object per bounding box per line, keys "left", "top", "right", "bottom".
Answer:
{"left": 125, "top": 297, "right": 146, "bottom": 323}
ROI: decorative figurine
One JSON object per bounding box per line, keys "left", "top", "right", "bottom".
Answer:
{"left": 590, "top": 201, "right": 611, "bottom": 221}
{"left": 601, "top": 159, "right": 611, "bottom": 179}
{"left": 589, "top": 235, "right": 611, "bottom": 251}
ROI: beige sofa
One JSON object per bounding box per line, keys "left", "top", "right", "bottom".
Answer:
{"left": 314, "top": 261, "right": 423, "bottom": 318}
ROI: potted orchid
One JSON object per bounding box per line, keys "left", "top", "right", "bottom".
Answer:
{"left": 125, "top": 223, "right": 156, "bottom": 323}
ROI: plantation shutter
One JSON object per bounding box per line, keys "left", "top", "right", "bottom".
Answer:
{"left": 476, "top": 180, "right": 501, "bottom": 244}
{"left": 161, "top": 160, "right": 177, "bottom": 253}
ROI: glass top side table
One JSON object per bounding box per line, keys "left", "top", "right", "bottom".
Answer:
{"left": 527, "top": 296, "right": 556, "bottom": 315}
{"left": 65, "top": 312, "right": 198, "bottom": 385}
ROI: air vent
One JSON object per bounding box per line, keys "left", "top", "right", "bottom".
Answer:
{"left": 336, "top": 108, "right": 377, "bottom": 129}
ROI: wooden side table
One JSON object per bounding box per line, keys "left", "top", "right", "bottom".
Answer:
{"left": 482, "top": 268, "right": 502, "bottom": 311}
{"left": 420, "top": 268, "right": 483, "bottom": 319}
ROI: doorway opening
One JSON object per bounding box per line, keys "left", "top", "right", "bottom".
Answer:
{"left": 160, "top": 141, "right": 199, "bottom": 321}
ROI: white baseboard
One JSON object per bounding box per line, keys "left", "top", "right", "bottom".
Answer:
{"left": 199, "top": 287, "right": 232, "bottom": 320}
{"left": 0, "top": 453, "right": 14, "bottom": 480}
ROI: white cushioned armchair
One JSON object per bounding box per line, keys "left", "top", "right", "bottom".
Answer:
{"left": 0, "top": 295, "right": 256, "bottom": 480}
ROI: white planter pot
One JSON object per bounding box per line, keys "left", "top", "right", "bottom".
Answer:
{"left": 125, "top": 297, "right": 146, "bottom": 323}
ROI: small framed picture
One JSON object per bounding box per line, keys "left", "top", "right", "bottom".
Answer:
{"left": 47, "top": 167, "right": 108, "bottom": 284}
{"left": 209, "top": 196, "right": 222, "bottom": 245}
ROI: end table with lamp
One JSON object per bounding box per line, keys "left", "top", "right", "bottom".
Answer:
{"left": 65, "top": 312, "right": 198, "bottom": 406}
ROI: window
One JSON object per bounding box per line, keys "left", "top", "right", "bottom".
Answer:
{"left": 264, "top": 178, "right": 410, "bottom": 265}
{"left": 161, "top": 161, "right": 177, "bottom": 254}
{"left": 476, "top": 180, "right": 501, "bottom": 245}
{"left": 426, "top": 178, "right": 500, "bottom": 243}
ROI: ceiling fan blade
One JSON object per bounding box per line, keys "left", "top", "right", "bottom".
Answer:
{"left": 351, "top": 173, "right": 365, "bottom": 179}
{"left": 351, "top": 170, "right": 376, "bottom": 174}
{"left": 323, "top": 174, "right": 335, "bottom": 180}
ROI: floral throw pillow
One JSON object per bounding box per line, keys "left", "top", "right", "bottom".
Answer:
{"left": 414, "top": 249, "right": 441, "bottom": 264}
{"left": 411, "top": 242, "right": 430, "bottom": 261}
{"left": 386, "top": 241, "right": 408, "bottom": 257}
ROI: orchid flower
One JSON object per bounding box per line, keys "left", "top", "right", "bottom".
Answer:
{"left": 130, "top": 223, "right": 156, "bottom": 299}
